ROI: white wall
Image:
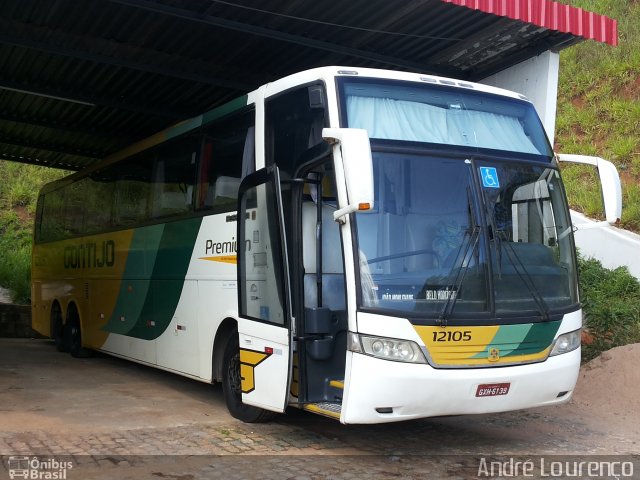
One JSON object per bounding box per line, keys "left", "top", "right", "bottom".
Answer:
{"left": 571, "top": 211, "right": 640, "bottom": 280}
{"left": 480, "top": 51, "right": 560, "bottom": 145}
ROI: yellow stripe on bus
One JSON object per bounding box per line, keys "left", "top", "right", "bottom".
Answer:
{"left": 31, "top": 229, "right": 135, "bottom": 349}
{"left": 199, "top": 255, "right": 237, "bottom": 264}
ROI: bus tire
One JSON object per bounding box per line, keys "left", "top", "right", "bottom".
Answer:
{"left": 52, "top": 304, "right": 67, "bottom": 353}
{"left": 66, "top": 305, "right": 93, "bottom": 358}
{"left": 221, "top": 333, "right": 276, "bottom": 423}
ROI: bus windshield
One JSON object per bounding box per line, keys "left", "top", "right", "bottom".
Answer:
{"left": 340, "top": 79, "right": 577, "bottom": 320}
{"left": 354, "top": 152, "right": 578, "bottom": 319}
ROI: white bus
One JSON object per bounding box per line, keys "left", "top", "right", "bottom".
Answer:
{"left": 32, "top": 66, "right": 621, "bottom": 423}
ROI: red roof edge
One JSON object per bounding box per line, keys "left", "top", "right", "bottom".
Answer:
{"left": 441, "top": 0, "right": 618, "bottom": 46}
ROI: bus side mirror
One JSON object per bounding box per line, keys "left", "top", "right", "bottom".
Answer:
{"left": 557, "top": 154, "right": 622, "bottom": 225}
{"left": 322, "top": 128, "right": 374, "bottom": 224}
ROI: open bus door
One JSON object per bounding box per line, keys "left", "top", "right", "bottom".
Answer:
{"left": 236, "top": 166, "right": 293, "bottom": 413}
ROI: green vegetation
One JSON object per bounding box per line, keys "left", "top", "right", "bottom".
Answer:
{"left": 555, "top": 2, "right": 640, "bottom": 359}
{"left": 0, "top": 163, "right": 66, "bottom": 304}
{"left": 556, "top": 0, "right": 640, "bottom": 231}
{"left": 578, "top": 254, "right": 640, "bottom": 361}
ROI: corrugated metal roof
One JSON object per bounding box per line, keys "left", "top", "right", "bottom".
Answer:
{"left": 443, "top": 0, "right": 618, "bottom": 46}
{"left": 0, "top": 0, "right": 618, "bottom": 171}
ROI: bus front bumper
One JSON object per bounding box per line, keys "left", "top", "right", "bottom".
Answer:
{"left": 341, "top": 348, "right": 580, "bottom": 424}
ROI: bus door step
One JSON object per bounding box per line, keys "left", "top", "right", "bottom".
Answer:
{"left": 304, "top": 402, "right": 342, "bottom": 420}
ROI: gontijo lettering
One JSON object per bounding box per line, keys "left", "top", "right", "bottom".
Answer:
{"left": 64, "top": 240, "right": 115, "bottom": 269}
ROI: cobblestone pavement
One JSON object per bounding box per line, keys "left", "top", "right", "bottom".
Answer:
{"left": 1, "top": 339, "right": 638, "bottom": 479}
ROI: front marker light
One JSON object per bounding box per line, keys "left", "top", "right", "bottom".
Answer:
{"left": 550, "top": 329, "right": 581, "bottom": 356}
{"left": 347, "top": 331, "right": 363, "bottom": 353}
{"left": 348, "top": 332, "right": 427, "bottom": 364}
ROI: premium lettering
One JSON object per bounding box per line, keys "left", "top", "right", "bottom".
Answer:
{"left": 205, "top": 237, "right": 250, "bottom": 255}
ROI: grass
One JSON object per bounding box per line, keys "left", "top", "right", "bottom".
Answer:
{"left": 0, "top": 163, "right": 66, "bottom": 303}
{"left": 556, "top": 0, "right": 640, "bottom": 231}
{"left": 578, "top": 254, "right": 640, "bottom": 361}
{"left": 0, "top": 212, "right": 32, "bottom": 304}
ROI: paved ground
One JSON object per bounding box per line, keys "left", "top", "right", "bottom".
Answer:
{"left": 0, "top": 339, "right": 638, "bottom": 479}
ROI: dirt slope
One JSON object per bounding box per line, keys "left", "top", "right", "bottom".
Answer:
{"left": 571, "top": 343, "right": 640, "bottom": 430}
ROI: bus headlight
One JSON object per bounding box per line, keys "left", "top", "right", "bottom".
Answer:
{"left": 348, "top": 332, "right": 427, "bottom": 364}
{"left": 550, "top": 329, "right": 581, "bottom": 356}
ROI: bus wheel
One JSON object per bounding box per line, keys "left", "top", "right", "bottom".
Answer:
{"left": 52, "top": 304, "right": 67, "bottom": 353}
{"left": 221, "top": 333, "right": 276, "bottom": 423}
{"left": 66, "top": 306, "right": 93, "bottom": 358}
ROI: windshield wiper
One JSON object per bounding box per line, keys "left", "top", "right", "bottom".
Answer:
{"left": 437, "top": 178, "right": 480, "bottom": 327}
{"left": 499, "top": 238, "right": 552, "bottom": 322}
{"left": 437, "top": 226, "right": 480, "bottom": 327}
{"left": 478, "top": 169, "right": 552, "bottom": 322}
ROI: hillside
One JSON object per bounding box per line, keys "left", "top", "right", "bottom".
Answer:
{"left": 0, "top": 162, "right": 65, "bottom": 303}
{"left": 556, "top": 0, "right": 640, "bottom": 231}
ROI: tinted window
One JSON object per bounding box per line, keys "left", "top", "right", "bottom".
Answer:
{"left": 39, "top": 188, "right": 65, "bottom": 242}
{"left": 265, "top": 85, "right": 327, "bottom": 178}
{"left": 151, "top": 136, "right": 198, "bottom": 218}
{"left": 113, "top": 154, "right": 153, "bottom": 226}
{"left": 84, "top": 170, "right": 116, "bottom": 234}
{"left": 198, "top": 110, "right": 254, "bottom": 212}
{"left": 63, "top": 179, "right": 86, "bottom": 237}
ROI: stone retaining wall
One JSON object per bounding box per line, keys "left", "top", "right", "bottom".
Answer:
{"left": 0, "top": 304, "right": 39, "bottom": 338}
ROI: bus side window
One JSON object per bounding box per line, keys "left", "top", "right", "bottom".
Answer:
{"left": 265, "top": 84, "right": 327, "bottom": 178}
{"left": 197, "top": 109, "right": 254, "bottom": 212}
{"left": 113, "top": 153, "right": 153, "bottom": 227}
{"left": 39, "top": 188, "right": 65, "bottom": 242}
{"left": 84, "top": 170, "right": 115, "bottom": 234}
{"left": 62, "top": 179, "right": 86, "bottom": 237}
{"left": 151, "top": 136, "right": 198, "bottom": 219}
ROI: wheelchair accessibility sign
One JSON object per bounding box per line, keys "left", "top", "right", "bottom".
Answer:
{"left": 480, "top": 167, "right": 500, "bottom": 188}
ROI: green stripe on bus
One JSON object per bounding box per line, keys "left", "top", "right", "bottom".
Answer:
{"left": 123, "top": 217, "right": 203, "bottom": 340}
{"left": 202, "top": 95, "right": 249, "bottom": 126}
{"left": 166, "top": 115, "right": 204, "bottom": 140}
{"left": 512, "top": 321, "right": 561, "bottom": 356}
{"left": 470, "top": 323, "right": 531, "bottom": 359}
{"left": 103, "top": 225, "right": 164, "bottom": 335}
{"left": 469, "top": 321, "right": 560, "bottom": 359}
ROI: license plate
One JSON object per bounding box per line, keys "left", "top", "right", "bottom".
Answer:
{"left": 476, "top": 383, "right": 510, "bottom": 397}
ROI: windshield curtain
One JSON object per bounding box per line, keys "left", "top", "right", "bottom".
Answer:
{"left": 355, "top": 151, "right": 578, "bottom": 320}
{"left": 341, "top": 78, "right": 553, "bottom": 158}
